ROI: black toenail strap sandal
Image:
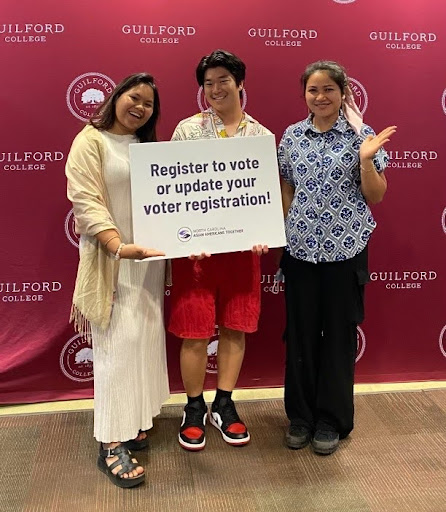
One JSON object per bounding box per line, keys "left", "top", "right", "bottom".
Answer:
{"left": 97, "top": 444, "right": 145, "bottom": 488}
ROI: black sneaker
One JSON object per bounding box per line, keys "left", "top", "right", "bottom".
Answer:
{"left": 286, "top": 424, "right": 311, "bottom": 450}
{"left": 311, "top": 429, "right": 339, "bottom": 455}
{"left": 178, "top": 401, "right": 207, "bottom": 451}
{"left": 210, "top": 397, "right": 250, "bottom": 446}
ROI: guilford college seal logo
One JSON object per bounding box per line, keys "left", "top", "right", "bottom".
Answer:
{"left": 348, "top": 77, "right": 368, "bottom": 115}
{"left": 439, "top": 325, "right": 446, "bottom": 359}
{"left": 67, "top": 72, "right": 115, "bottom": 122}
{"left": 206, "top": 326, "right": 220, "bottom": 374}
{"left": 442, "top": 89, "right": 446, "bottom": 116}
{"left": 356, "top": 326, "right": 366, "bottom": 362}
{"left": 333, "top": 0, "right": 356, "bottom": 3}
{"left": 60, "top": 335, "right": 94, "bottom": 382}
{"left": 64, "top": 209, "right": 79, "bottom": 248}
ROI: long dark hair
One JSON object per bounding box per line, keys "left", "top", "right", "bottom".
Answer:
{"left": 90, "top": 73, "right": 160, "bottom": 142}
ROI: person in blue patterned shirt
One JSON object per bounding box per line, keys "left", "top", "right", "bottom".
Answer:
{"left": 278, "top": 60, "right": 396, "bottom": 455}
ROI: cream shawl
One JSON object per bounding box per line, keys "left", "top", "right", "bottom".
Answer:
{"left": 65, "top": 125, "right": 120, "bottom": 335}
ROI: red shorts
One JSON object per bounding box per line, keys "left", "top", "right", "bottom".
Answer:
{"left": 168, "top": 252, "right": 261, "bottom": 339}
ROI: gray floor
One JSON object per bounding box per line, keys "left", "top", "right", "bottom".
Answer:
{"left": 1, "top": 390, "right": 446, "bottom": 512}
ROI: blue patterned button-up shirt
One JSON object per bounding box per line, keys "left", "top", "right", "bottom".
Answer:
{"left": 278, "top": 113, "right": 388, "bottom": 264}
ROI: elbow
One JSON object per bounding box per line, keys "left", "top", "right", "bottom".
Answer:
{"left": 363, "top": 182, "right": 387, "bottom": 205}
{"left": 366, "top": 190, "right": 386, "bottom": 205}
{"left": 369, "top": 196, "right": 383, "bottom": 205}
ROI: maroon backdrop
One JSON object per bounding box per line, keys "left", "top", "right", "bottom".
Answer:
{"left": 1, "top": 0, "right": 445, "bottom": 404}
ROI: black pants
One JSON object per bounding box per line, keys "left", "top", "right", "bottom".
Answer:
{"left": 281, "top": 247, "right": 369, "bottom": 438}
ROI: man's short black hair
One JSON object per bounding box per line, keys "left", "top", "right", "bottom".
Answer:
{"left": 196, "top": 49, "right": 246, "bottom": 87}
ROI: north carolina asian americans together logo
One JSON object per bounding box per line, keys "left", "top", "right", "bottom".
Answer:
{"left": 177, "top": 227, "right": 192, "bottom": 242}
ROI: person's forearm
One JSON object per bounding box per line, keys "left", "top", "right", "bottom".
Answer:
{"left": 360, "top": 159, "right": 387, "bottom": 204}
{"left": 95, "top": 229, "right": 121, "bottom": 254}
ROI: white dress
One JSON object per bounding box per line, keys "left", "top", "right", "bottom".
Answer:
{"left": 89, "top": 131, "right": 169, "bottom": 443}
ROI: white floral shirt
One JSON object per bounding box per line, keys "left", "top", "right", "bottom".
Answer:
{"left": 171, "top": 109, "right": 271, "bottom": 141}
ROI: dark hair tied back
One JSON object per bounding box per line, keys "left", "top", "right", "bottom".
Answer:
{"left": 301, "top": 61, "right": 348, "bottom": 94}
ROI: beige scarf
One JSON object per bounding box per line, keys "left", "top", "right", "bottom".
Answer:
{"left": 65, "top": 125, "right": 120, "bottom": 337}
{"left": 342, "top": 86, "right": 363, "bottom": 135}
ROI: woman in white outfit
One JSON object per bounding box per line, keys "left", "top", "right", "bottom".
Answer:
{"left": 65, "top": 73, "right": 170, "bottom": 488}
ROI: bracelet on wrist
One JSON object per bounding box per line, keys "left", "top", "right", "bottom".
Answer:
{"left": 104, "top": 235, "right": 120, "bottom": 249}
{"left": 360, "top": 164, "right": 375, "bottom": 174}
{"left": 114, "top": 243, "right": 125, "bottom": 260}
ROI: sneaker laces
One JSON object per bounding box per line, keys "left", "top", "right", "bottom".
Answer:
{"left": 217, "top": 398, "right": 242, "bottom": 425}
{"left": 183, "top": 402, "right": 206, "bottom": 427}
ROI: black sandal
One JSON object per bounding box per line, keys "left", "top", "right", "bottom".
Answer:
{"left": 124, "top": 430, "right": 149, "bottom": 451}
{"left": 97, "top": 444, "right": 145, "bottom": 488}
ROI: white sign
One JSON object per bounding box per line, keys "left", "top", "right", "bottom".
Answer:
{"left": 129, "top": 135, "right": 286, "bottom": 259}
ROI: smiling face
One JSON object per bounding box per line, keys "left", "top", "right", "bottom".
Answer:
{"left": 111, "top": 83, "right": 154, "bottom": 135}
{"left": 305, "top": 71, "right": 343, "bottom": 128}
{"left": 203, "top": 66, "right": 243, "bottom": 115}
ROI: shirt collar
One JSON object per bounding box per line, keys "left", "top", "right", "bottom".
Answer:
{"left": 304, "top": 110, "right": 353, "bottom": 135}
{"left": 203, "top": 108, "right": 254, "bottom": 138}
{"left": 205, "top": 108, "right": 255, "bottom": 126}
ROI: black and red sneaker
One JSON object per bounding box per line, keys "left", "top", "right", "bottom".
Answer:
{"left": 178, "top": 401, "right": 207, "bottom": 451}
{"left": 210, "top": 397, "right": 250, "bottom": 446}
